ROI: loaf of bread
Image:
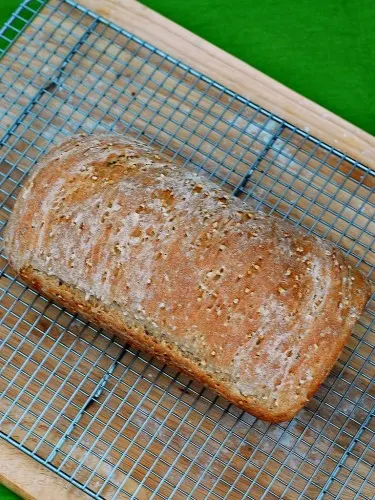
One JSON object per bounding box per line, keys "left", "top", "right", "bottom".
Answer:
{"left": 4, "top": 134, "right": 371, "bottom": 422}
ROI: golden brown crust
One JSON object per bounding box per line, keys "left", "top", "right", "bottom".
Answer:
{"left": 18, "top": 267, "right": 281, "bottom": 421}
{"left": 4, "top": 134, "right": 372, "bottom": 422}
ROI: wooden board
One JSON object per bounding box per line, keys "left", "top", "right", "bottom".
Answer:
{"left": 0, "top": 440, "right": 90, "bottom": 500}
{"left": 0, "top": 0, "right": 374, "bottom": 499}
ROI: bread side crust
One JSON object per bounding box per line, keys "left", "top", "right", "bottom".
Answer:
{"left": 17, "top": 265, "right": 371, "bottom": 422}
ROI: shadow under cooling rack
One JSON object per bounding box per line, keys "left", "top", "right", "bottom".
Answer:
{"left": 0, "top": 0, "right": 374, "bottom": 499}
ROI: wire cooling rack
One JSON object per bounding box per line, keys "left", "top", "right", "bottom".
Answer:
{"left": 0, "top": 0, "right": 374, "bottom": 498}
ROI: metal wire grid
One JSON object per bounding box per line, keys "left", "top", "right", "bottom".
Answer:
{"left": 0, "top": 0, "right": 374, "bottom": 498}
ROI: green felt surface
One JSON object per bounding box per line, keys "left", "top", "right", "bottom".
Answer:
{"left": 0, "top": 487, "right": 19, "bottom": 500}
{"left": 0, "top": 488, "right": 19, "bottom": 500}
{"left": 0, "top": 0, "right": 373, "bottom": 498}
{"left": 140, "top": 0, "right": 375, "bottom": 137}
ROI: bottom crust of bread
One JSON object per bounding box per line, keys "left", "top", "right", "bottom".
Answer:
{"left": 16, "top": 264, "right": 360, "bottom": 423}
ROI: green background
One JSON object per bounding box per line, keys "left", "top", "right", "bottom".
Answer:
{"left": 0, "top": 488, "right": 18, "bottom": 500}
{"left": 142, "top": 0, "right": 375, "bottom": 136}
{"left": 0, "top": 0, "right": 373, "bottom": 498}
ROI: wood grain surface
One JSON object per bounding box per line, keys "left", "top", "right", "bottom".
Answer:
{"left": 0, "top": 440, "right": 90, "bottom": 500}
{"left": 0, "top": 0, "right": 374, "bottom": 499}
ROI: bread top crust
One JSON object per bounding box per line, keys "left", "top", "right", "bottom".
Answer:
{"left": 5, "top": 134, "right": 372, "bottom": 420}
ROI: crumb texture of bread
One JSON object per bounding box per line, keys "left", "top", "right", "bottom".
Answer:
{"left": 4, "top": 134, "right": 372, "bottom": 422}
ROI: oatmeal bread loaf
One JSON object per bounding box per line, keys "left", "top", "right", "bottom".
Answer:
{"left": 4, "top": 134, "right": 372, "bottom": 422}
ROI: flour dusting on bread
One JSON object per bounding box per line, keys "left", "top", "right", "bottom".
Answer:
{"left": 4, "top": 134, "right": 371, "bottom": 422}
